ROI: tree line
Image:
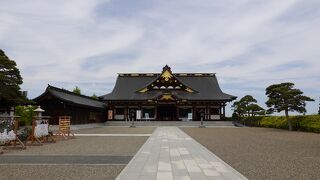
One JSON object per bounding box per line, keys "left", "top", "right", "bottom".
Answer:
{"left": 232, "top": 83, "right": 315, "bottom": 131}
{"left": 72, "top": 86, "right": 98, "bottom": 99}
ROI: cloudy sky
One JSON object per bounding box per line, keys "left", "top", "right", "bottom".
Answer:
{"left": 1, "top": 0, "right": 319, "bottom": 115}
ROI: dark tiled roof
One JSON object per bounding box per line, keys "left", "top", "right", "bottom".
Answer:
{"left": 101, "top": 74, "right": 236, "bottom": 101}
{"left": 34, "top": 85, "right": 106, "bottom": 109}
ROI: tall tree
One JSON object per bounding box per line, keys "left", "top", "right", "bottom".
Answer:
{"left": 318, "top": 97, "right": 320, "bottom": 115}
{"left": 72, "top": 86, "right": 81, "bottom": 95}
{"left": 231, "top": 101, "right": 245, "bottom": 117}
{"left": 91, "top": 93, "right": 98, "bottom": 99}
{"left": 318, "top": 98, "right": 320, "bottom": 115}
{"left": 0, "top": 49, "right": 26, "bottom": 110}
{"left": 265, "top": 82, "right": 314, "bottom": 131}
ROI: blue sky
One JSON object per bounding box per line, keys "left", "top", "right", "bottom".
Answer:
{"left": 0, "top": 0, "right": 319, "bottom": 115}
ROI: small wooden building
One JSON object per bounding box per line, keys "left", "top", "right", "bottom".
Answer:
{"left": 34, "top": 85, "right": 106, "bottom": 124}
{"left": 101, "top": 65, "right": 236, "bottom": 121}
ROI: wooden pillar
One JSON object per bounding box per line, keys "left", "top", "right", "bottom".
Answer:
{"left": 176, "top": 106, "right": 179, "bottom": 120}
{"left": 192, "top": 105, "right": 196, "bottom": 121}
{"left": 223, "top": 104, "right": 226, "bottom": 119}
{"left": 124, "top": 106, "right": 128, "bottom": 122}
{"left": 155, "top": 105, "right": 158, "bottom": 120}
{"left": 208, "top": 105, "right": 211, "bottom": 120}
{"left": 207, "top": 105, "right": 210, "bottom": 120}
{"left": 112, "top": 108, "right": 115, "bottom": 120}
{"left": 219, "top": 103, "right": 222, "bottom": 120}
{"left": 31, "top": 117, "right": 36, "bottom": 143}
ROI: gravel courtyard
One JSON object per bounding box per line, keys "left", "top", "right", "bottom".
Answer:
{"left": 72, "top": 126, "right": 155, "bottom": 134}
{"left": 2, "top": 126, "right": 319, "bottom": 180}
{"left": 181, "top": 127, "right": 320, "bottom": 180}
{"left": 0, "top": 127, "right": 155, "bottom": 180}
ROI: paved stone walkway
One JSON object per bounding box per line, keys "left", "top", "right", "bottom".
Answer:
{"left": 116, "top": 127, "right": 247, "bottom": 180}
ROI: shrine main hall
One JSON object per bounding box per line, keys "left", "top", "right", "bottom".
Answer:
{"left": 101, "top": 65, "right": 236, "bottom": 121}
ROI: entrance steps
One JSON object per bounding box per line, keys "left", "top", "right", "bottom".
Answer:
{"left": 104, "top": 121, "right": 236, "bottom": 127}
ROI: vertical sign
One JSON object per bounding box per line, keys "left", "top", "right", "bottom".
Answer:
{"left": 136, "top": 110, "right": 141, "bottom": 120}
{"left": 108, "top": 110, "right": 113, "bottom": 120}
{"left": 188, "top": 113, "right": 192, "bottom": 121}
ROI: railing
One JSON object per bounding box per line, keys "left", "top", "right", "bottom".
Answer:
{"left": 0, "top": 116, "right": 26, "bottom": 153}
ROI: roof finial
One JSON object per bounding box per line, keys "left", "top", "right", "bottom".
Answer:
{"left": 163, "top": 65, "right": 171, "bottom": 72}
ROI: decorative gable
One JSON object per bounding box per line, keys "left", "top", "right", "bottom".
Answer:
{"left": 137, "top": 65, "right": 197, "bottom": 93}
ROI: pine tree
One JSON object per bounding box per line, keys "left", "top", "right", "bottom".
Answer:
{"left": 0, "top": 49, "right": 27, "bottom": 110}
{"left": 72, "top": 86, "right": 81, "bottom": 95}
{"left": 266, "top": 82, "right": 314, "bottom": 131}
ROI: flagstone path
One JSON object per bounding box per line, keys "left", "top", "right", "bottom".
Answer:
{"left": 116, "top": 127, "right": 247, "bottom": 180}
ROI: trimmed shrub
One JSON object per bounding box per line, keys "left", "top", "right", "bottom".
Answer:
{"left": 296, "top": 115, "right": 320, "bottom": 133}
{"left": 235, "top": 115, "right": 320, "bottom": 133}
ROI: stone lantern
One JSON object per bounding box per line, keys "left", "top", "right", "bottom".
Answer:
{"left": 9, "top": 107, "right": 15, "bottom": 117}
{"left": 34, "top": 106, "right": 45, "bottom": 117}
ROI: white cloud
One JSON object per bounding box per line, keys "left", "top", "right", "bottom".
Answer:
{"left": 0, "top": 0, "right": 319, "bottom": 114}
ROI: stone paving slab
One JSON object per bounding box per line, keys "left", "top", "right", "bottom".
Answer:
{"left": 116, "top": 127, "right": 247, "bottom": 180}
{"left": 0, "top": 155, "right": 132, "bottom": 164}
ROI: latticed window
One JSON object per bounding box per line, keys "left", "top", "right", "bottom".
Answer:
{"left": 115, "top": 108, "right": 125, "bottom": 115}
{"left": 211, "top": 108, "right": 220, "bottom": 115}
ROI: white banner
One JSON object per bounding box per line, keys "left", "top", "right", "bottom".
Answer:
{"left": 136, "top": 110, "right": 141, "bottom": 120}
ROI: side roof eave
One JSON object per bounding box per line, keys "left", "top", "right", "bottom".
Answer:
{"left": 34, "top": 85, "right": 106, "bottom": 109}
{"left": 33, "top": 85, "right": 51, "bottom": 102}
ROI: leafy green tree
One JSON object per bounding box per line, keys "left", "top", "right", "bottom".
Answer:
{"left": 91, "top": 93, "right": 98, "bottom": 99}
{"left": 318, "top": 98, "right": 320, "bottom": 115}
{"left": 0, "top": 49, "right": 27, "bottom": 110}
{"left": 72, "top": 86, "right": 81, "bottom": 95}
{"left": 231, "top": 101, "right": 245, "bottom": 117}
{"left": 232, "top": 95, "right": 264, "bottom": 117}
{"left": 15, "top": 105, "right": 37, "bottom": 125}
{"left": 232, "top": 111, "right": 239, "bottom": 119}
{"left": 265, "top": 82, "right": 314, "bottom": 131}
{"left": 247, "top": 104, "right": 265, "bottom": 116}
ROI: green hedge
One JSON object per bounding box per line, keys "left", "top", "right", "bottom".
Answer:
{"left": 237, "top": 115, "right": 320, "bottom": 133}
